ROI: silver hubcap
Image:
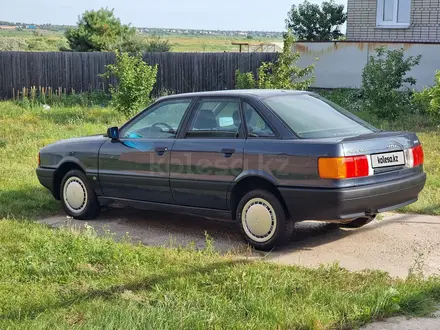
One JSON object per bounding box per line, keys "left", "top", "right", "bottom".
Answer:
{"left": 242, "top": 198, "right": 277, "bottom": 243}
{"left": 63, "top": 176, "right": 88, "bottom": 214}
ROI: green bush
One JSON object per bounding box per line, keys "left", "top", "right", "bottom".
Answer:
{"left": 317, "top": 88, "right": 364, "bottom": 112}
{"left": 412, "top": 70, "right": 440, "bottom": 118}
{"left": 235, "top": 71, "right": 256, "bottom": 89}
{"left": 102, "top": 52, "right": 158, "bottom": 117}
{"left": 0, "top": 36, "right": 28, "bottom": 51}
{"left": 235, "top": 30, "right": 316, "bottom": 90}
{"left": 27, "top": 37, "right": 52, "bottom": 51}
{"left": 361, "top": 46, "right": 421, "bottom": 120}
{"left": 144, "top": 35, "right": 172, "bottom": 52}
{"left": 119, "top": 34, "right": 172, "bottom": 53}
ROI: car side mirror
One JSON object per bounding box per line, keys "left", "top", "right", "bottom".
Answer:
{"left": 107, "top": 127, "right": 119, "bottom": 140}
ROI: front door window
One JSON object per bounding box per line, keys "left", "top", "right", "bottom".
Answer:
{"left": 120, "top": 99, "right": 193, "bottom": 139}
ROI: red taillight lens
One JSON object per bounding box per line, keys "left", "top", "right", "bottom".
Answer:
{"left": 319, "top": 155, "right": 369, "bottom": 179}
{"left": 412, "top": 145, "right": 424, "bottom": 167}
{"left": 38, "top": 152, "right": 41, "bottom": 166}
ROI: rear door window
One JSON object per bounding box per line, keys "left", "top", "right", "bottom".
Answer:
{"left": 185, "top": 98, "right": 242, "bottom": 138}
{"left": 242, "top": 102, "right": 276, "bottom": 138}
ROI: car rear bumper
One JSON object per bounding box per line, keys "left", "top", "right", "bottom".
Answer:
{"left": 36, "top": 167, "right": 55, "bottom": 195}
{"left": 279, "top": 172, "right": 426, "bottom": 221}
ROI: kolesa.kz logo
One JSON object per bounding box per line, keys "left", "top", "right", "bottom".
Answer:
{"left": 377, "top": 155, "right": 399, "bottom": 164}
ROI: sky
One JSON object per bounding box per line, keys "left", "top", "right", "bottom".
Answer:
{"left": 0, "top": 0, "right": 347, "bottom": 32}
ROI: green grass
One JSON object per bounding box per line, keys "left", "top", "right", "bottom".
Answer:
{"left": 403, "top": 131, "right": 440, "bottom": 215}
{"left": 0, "top": 29, "right": 63, "bottom": 37}
{"left": 0, "top": 102, "right": 124, "bottom": 219}
{"left": 1, "top": 219, "right": 439, "bottom": 329}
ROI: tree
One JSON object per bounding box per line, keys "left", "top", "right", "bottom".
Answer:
{"left": 65, "top": 8, "right": 136, "bottom": 52}
{"left": 286, "top": 0, "right": 347, "bottom": 41}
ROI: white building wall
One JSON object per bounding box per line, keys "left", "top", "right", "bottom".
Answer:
{"left": 292, "top": 42, "right": 440, "bottom": 90}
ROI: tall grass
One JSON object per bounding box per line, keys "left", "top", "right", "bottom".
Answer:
{"left": 12, "top": 86, "right": 110, "bottom": 109}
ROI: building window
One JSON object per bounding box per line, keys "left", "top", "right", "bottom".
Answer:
{"left": 376, "top": 0, "right": 411, "bottom": 28}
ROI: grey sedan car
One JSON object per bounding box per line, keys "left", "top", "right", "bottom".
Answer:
{"left": 36, "top": 90, "right": 426, "bottom": 250}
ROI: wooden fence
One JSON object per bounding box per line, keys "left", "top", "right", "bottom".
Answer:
{"left": 0, "top": 52, "right": 279, "bottom": 99}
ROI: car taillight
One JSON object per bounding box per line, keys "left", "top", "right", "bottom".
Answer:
{"left": 318, "top": 156, "right": 369, "bottom": 179}
{"left": 406, "top": 145, "right": 424, "bottom": 168}
{"left": 38, "top": 152, "right": 41, "bottom": 166}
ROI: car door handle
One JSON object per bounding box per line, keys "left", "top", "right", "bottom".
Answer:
{"left": 155, "top": 147, "right": 168, "bottom": 155}
{"left": 221, "top": 148, "right": 235, "bottom": 157}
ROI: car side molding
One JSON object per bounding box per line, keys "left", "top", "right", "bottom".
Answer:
{"left": 98, "top": 197, "right": 233, "bottom": 222}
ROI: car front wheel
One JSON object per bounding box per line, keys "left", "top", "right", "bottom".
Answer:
{"left": 60, "top": 169, "right": 100, "bottom": 220}
{"left": 237, "top": 189, "right": 293, "bottom": 251}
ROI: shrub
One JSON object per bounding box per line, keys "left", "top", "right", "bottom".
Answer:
{"left": 0, "top": 36, "right": 28, "bottom": 51}
{"left": 317, "top": 88, "right": 364, "bottom": 112}
{"left": 27, "top": 37, "right": 51, "bottom": 51}
{"left": 119, "top": 34, "right": 172, "bottom": 53}
{"left": 235, "top": 71, "right": 256, "bottom": 89}
{"left": 235, "top": 30, "right": 315, "bottom": 90}
{"left": 144, "top": 35, "right": 172, "bottom": 52}
{"left": 361, "top": 46, "right": 421, "bottom": 120}
{"left": 102, "top": 52, "right": 158, "bottom": 117}
{"left": 412, "top": 70, "right": 440, "bottom": 118}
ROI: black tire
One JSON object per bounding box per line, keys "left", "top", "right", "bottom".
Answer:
{"left": 60, "top": 169, "right": 100, "bottom": 220}
{"left": 236, "top": 189, "right": 293, "bottom": 251}
{"left": 340, "top": 215, "right": 376, "bottom": 228}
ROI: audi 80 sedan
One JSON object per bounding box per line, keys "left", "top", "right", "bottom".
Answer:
{"left": 36, "top": 90, "right": 426, "bottom": 250}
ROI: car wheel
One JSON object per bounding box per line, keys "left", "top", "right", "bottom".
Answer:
{"left": 237, "top": 189, "right": 293, "bottom": 251}
{"left": 60, "top": 169, "right": 100, "bottom": 220}
{"left": 340, "top": 215, "right": 376, "bottom": 228}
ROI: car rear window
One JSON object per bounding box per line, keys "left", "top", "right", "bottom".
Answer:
{"left": 262, "top": 93, "right": 378, "bottom": 139}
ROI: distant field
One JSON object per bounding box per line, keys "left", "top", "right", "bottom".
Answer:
{"left": 0, "top": 29, "right": 282, "bottom": 52}
{"left": 0, "top": 29, "right": 63, "bottom": 37}
{"left": 168, "top": 35, "right": 281, "bottom": 52}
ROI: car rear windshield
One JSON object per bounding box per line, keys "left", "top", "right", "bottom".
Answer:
{"left": 262, "top": 93, "right": 378, "bottom": 139}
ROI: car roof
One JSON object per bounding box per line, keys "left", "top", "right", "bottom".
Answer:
{"left": 157, "top": 89, "right": 312, "bottom": 100}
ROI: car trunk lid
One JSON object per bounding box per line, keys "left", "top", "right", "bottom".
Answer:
{"left": 341, "top": 131, "right": 420, "bottom": 174}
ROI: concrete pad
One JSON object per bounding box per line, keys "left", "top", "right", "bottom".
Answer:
{"left": 361, "top": 310, "right": 440, "bottom": 330}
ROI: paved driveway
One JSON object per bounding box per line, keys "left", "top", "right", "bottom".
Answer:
{"left": 39, "top": 208, "right": 440, "bottom": 278}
